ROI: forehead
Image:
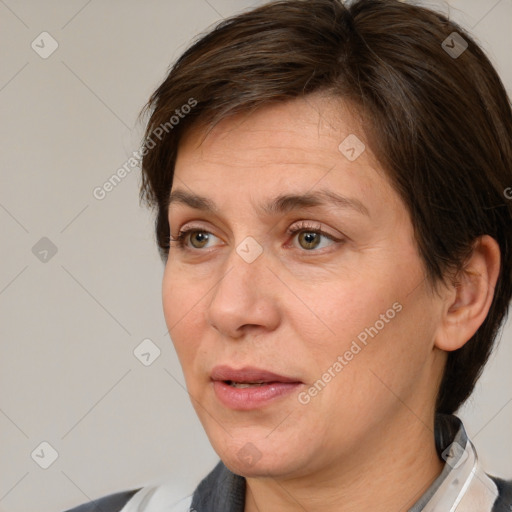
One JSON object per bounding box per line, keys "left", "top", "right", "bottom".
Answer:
{"left": 172, "top": 94, "right": 400, "bottom": 216}
{"left": 177, "top": 94, "right": 365, "bottom": 166}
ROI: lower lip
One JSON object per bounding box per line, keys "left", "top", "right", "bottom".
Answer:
{"left": 212, "top": 381, "right": 302, "bottom": 410}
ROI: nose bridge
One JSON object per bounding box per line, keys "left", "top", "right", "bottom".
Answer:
{"left": 214, "top": 234, "right": 267, "bottom": 304}
{"left": 206, "top": 236, "right": 279, "bottom": 335}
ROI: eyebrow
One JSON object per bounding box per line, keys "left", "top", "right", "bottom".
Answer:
{"left": 168, "top": 188, "right": 370, "bottom": 217}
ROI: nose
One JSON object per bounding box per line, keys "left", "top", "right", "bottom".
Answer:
{"left": 205, "top": 244, "right": 281, "bottom": 339}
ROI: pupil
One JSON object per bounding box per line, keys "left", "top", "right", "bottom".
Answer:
{"left": 301, "top": 232, "right": 318, "bottom": 249}
{"left": 193, "top": 232, "right": 208, "bottom": 246}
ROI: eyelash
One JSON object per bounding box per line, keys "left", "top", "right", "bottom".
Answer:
{"left": 169, "top": 221, "right": 341, "bottom": 252}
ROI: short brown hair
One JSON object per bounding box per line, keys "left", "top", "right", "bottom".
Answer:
{"left": 139, "top": 0, "right": 512, "bottom": 414}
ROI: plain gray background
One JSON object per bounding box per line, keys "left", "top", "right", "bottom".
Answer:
{"left": 1, "top": 1, "right": 511, "bottom": 511}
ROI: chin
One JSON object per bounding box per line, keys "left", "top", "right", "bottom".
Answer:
{"left": 223, "top": 454, "right": 293, "bottom": 478}
{"left": 214, "top": 438, "right": 309, "bottom": 479}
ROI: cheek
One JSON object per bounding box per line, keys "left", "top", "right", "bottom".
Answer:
{"left": 290, "top": 274, "right": 400, "bottom": 361}
{"left": 293, "top": 256, "right": 432, "bottom": 389}
{"left": 162, "top": 261, "right": 206, "bottom": 369}
{"left": 315, "top": 285, "right": 437, "bottom": 417}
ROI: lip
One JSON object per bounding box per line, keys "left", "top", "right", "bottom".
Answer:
{"left": 211, "top": 365, "right": 301, "bottom": 384}
{"left": 211, "top": 365, "right": 303, "bottom": 410}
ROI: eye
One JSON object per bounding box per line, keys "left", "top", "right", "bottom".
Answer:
{"left": 286, "top": 221, "right": 341, "bottom": 251}
{"left": 170, "top": 228, "right": 221, "bottom": 250}
{"left": 169, "top": 221, "right": 342, "bottom": 252}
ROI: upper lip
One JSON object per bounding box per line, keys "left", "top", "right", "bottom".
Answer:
{"left": 211, "top": 365, "right": 302, "bottom": 384}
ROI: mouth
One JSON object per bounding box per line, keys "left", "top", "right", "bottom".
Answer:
{"left": 224, "top": 381, "right": 270, "bottom": 388}
{"left": 211, "top": 365, "right": 302, "bottom": 385}
{"left": 210, "top": 365, "right": 303, "bottom": 410}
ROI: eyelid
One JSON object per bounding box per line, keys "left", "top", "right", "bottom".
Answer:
{"left": 286, "top": 220, "right": 340, "bottom": 240}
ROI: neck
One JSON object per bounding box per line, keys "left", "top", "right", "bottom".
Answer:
{"left": 244, "top": 413, "right": 444, "bottom": 512}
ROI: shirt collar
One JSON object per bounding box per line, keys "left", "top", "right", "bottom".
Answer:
{"left": 411, "top": 414, "right": 498, "bottom": 511}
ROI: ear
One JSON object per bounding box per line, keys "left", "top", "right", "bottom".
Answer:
{"left": 435, "top": 235, "right": 501, "bottom": 352}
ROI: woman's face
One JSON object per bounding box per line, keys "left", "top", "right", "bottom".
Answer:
{"left": 163, "top": 94, "right": 447, "bottom": 479}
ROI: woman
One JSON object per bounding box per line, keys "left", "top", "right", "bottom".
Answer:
{"left": 65, "top": 0, "right": 512, "bottom": 510}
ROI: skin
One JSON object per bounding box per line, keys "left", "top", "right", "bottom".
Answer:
{"left": 162, "top": 93, "right": 500, "bottom": 511}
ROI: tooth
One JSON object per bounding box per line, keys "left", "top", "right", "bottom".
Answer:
{"left": 229, "top": 382, "right": 267, "bottom": 388}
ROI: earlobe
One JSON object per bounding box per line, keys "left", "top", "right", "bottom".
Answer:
{"left": 435, "top": 235, "right": 501, "bottom": 352}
